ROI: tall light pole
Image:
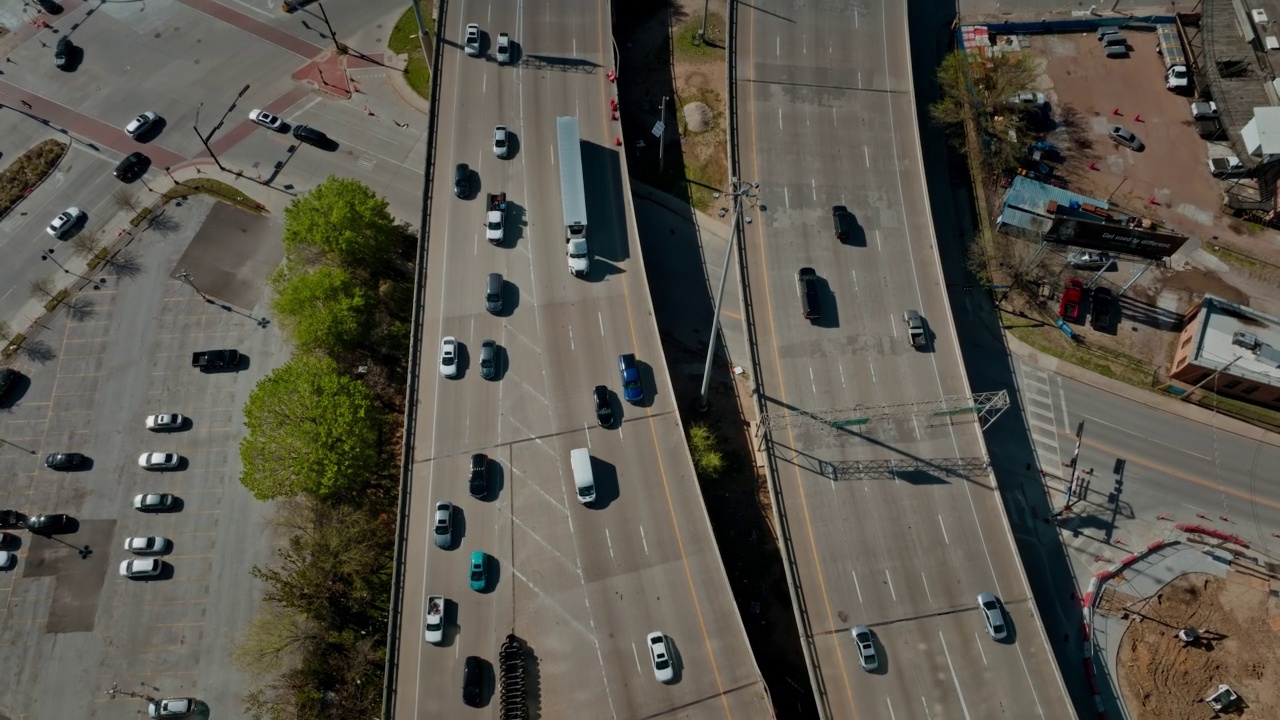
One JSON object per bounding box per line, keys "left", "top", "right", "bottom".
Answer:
{"left": 696, "top": 178, "right": 758, "bottom": 411}
{"left": 193, "top": 84, "right": 249, "bottom": 173}
{"left": 177, "top": 269, "right": 212, "bottom": 303}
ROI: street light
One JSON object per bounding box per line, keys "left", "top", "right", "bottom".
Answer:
{"left": 177, "top": 269, "right": 213, "bottom": 303}
{"left": 193, "top": 84, "right": 249, "bottom": 173}
{"left": 695, "top": 178, "right": 758, "bottom": 411}
{"left": 40, "top": 248, "right": 106, "bottom": 289}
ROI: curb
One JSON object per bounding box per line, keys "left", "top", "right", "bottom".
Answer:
{"left": 0, "top": 136, "right": 72, "bottom": 226}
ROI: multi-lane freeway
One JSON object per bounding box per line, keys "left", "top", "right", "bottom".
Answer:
{"left": 736, "top": 2, "right": 1077, "bottom": 718}
{"left": 394, "top": 3, "right": 771, "bottom": 718}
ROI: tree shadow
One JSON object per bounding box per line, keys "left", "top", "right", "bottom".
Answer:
{"left": 101, "top": 248, "right": 144, "bottom": 279}
{"left": 64, "top": 296, "right": 96, "bottom": 322}
{"left": 145, "top": 209, "right": 181, "bottom": 236}
{"left": 19, "top": 339, "right": 57, "bottom": 364}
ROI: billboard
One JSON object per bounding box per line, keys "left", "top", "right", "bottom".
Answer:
{"left": 1046, "top": 216, "right": 1188, "bottom": 259}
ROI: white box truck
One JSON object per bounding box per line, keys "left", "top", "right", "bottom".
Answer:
{"left": 570, "top": 448, "right": 595, "bottom": 504}
{"left": 557, "top": 116, "right": 590, "bottom": 277}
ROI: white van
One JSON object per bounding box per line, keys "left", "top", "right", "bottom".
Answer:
{"left": 570, "top": 448, "right": 595, "bottom": 505}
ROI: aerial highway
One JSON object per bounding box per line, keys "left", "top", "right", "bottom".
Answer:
{"left": 735, "top": 2, "right": 1077, "bottom": 719}
{"left": 394, "top": 2, "right": 772, "bottom": 718}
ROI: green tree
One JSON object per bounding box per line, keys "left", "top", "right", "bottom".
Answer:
{"left": 282, "top": 177, "right": 400, "bottom": 267}
{"left": 930, "top": 49, "right": 1039, "bottom": 174}
{"left": 688, "top": 424, "right": 725, "bottom": 479}
{"left": 271, "top": 265, "right": 374, "bottom": 354}
{"left": 240, "top": 355, "right": 380, "bottom": 500}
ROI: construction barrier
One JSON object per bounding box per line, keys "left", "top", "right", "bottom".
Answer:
{"left": 1175, "top": 523, "right": 1248, "bottom": 547}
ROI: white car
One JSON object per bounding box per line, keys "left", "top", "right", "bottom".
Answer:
{"left": 125, "top": 111, "right": 159, "bottom": 139}
{"left": 134, "top": 493, "right": 176, "bottom": 512}
{"left": 145, "top": 413, "right": 185, "bottom": 431}
{"left": 647, "top": 631, "right": 675, "bottom": 683}
{"left": 851, "top": 626, "right": 878, "bottom": 671}
{"left": 124, "top": 536, "right": 169, "bottom": 554}
{"left": 464, "top": 23, "right": 481, "bottom": 56}
{"left": 493, "top": 125, "right": 510, "bottom": 158}
{"left": 249, "top": 109, "right": 283, "bottom": 130}
{"left": 439, "top": 336, "right": 458, "bottom": 378}
{"left": 0, "top": 551, "right": 13, "bottom": 570}
{"left": 496, "top": 32, "right": 511, "bottom": 64}
{"left": 148, "top": 697, "right": 194, "bottom": 718}
{"left": 978, "top": 592, "right": 1009, "bottom": 640}
{"left": 138, "top": 452, "right": 180, "bottom": 470}
{"left": 1067, "top": 251, "right": 1111, "bottom": 270}
{"left": 46, "top": 207, "right": 85, "bottom": 238}
{"left": 120, "top": 558, "right": 162, "bottom": 578}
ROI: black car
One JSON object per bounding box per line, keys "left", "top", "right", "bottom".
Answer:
{"left": 36, "top": 0, "right": 63, "bottom": 13}
{"left": 469, "top": 454, "right": 488, "bottom": 499}
{"left": 0, "top": 368, "right": 20, "bottom": 403}
{"left": 1091, "top": 287, "right": 1114, "bottom": 331}
{"left": 0, "top": 509, "right": 21, "bottom": 529}
{"left": 797, "top": 267, "right": 820, "bottom": 320}
{"left": 54, "top": 36, "right": 73, "bottom": 70}
{"left": 292, "top": 124, "right": 328, "bottom": 146}
{"left": 593, "top": 385, "right": 614, "bottom": 428}
{"left": 462, "top": 655, "right": 484, "bottom": 707}
{"left": 454, "top": 163, "right": 471, "bottom": 199}
{"left": 44, "top": 452, "right": 85, "bottom": 471}
{"left": 114, "top": 151, "right": 148, "bottom": 181}
{"left": 832, "top": 205, "right": 851, "bottom": 242}
{"left": 26, "top": 513, "right": 72, "bottom": 535}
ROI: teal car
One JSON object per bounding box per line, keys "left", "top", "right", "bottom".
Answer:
{"left": 469, "top": 551, "right": 488, "bottom": 592}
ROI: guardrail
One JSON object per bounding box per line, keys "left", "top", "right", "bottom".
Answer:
{"left": 380, "top": 0, "right": 447, "bottom": 717}
{"left": 724, "top": 2, "right": 830, "bottom": 719}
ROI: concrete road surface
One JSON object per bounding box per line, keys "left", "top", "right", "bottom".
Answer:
{"left": 392, "top": 3, "right": 771, "bottom": 718}
{"left": 735, "top": 1, "right": 1076, "bottom": 718}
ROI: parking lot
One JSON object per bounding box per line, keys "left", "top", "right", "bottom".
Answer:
{"left": 0, "top": 195, "right": 285, "bottom": 717}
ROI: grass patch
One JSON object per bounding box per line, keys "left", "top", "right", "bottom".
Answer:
{"left": 129, "top": 207, "right": 153, "bottom": 227}
{"left": 86, "top": 247, "right": 109, "bottom": 271}
{"left": 673, "top": 86, "right": 728, "bottom": 212}
{"left": 673, "top": 13, "right": 727, "bottom": 61}
{"left": 166, "top": 179, "right": 267, "bottom": 214}
{"left": 1194, "top": 391, "right": 1280, "bottom": 431}
{"left": 388, "top": 7, "right": 432, "bottom": 100}
{"left": 2, "top": 334, "right": 25, "bottom": 358}
{"left": 1204, "top": 242, "right": 1280, "bottom": 274}
{"left": 43, "top": 289, "right": 68, "bottom": 313}
{"left": 0, "top": 139, "right": 67, "bottom": 218}
{"left": 1001, "top": 311, "right": 1156, "bottom": 388}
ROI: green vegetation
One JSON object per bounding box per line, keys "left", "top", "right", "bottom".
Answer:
{"left": 239, "top": 355, "right": 381, "bottom": 500}
{"left": 165, "top": 178, "right": 267, "bottom": 214}
{"left": 0, "top": 139, "right": 67, "bottom": 218}
{"left": 388, "top": 7, "right": 434, "bottom": 100}
{"left": 688, "top": 423, "right": 726, "bottom": 479}
{"left": 930, "top": 50, "right": 1039, "bottom": 176}
{"left": 1002, "top": 312, "right": 1157, "bottom": 388}
{"left": 1194, "top": 391, "right": 1280, "bottom": 430}
{"left": 674, "top": 13, "right": 727, "bottom": 61}
{"left": 236, "top": 177, "right": 417, "bottom": 719}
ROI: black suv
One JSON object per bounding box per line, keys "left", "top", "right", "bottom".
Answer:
{"left": 114, "top": 152, "right": 148, "bottom": 181}
{"left": 292, "top": 124, "right": 328, "bottom": 147}
{"left": 27, "top": 514, "right": 72, "bottom": 535}
{"left": 54, "top": 36, "right": 73, "bottom": 70}
{"left": 1090, "top": 287, "right": 1114, "bottom": 331}
{"left": 44, "top": 453, "right": 85, "bottom": 471}
{"left": 832, "top": 205, "right": 851, "bottom": 242}
{"left": 0, "top": 368, "right": 20, "bottom": 403}
{"left": 593, "top": 385, "right": 614, "bottom": 428}
{"left": 462, "top": 656, "right": 484, "bottom": 707}
{"left": 469, "top": 454, "right": 488, "bottom": 499}
{"left": 797, "top": 267, "right": 820, "bottom": 320}
{"left": 454, "top": 163, "right": 471, "bottom": 198}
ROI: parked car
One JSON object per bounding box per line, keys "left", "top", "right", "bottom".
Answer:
{"left": 1068, "top": 251, "right": 1111, "bottom": 270}
{"left": 44, "top": 452, "right": 85, "bottom": 471}
{"left": 46, "top": 207, "right": 85, "bottom": 238}
{"left": 124, "top": 536, "right": 169, "bottom": 554}
{"left": 148, "top": 698, "right": 194, "bottom": 718}
{"left": 0, "top": 551, "right": 13, "bottom": 570}
{"left": 1108, "top": 125, "right": 1144, "bottom": 151}
{"left": 134, "top": 493, "right": 176, "bottom": 512}
{"left": 26, "top": 513, "right": 72, "bottom": 534}
{"left": 439, "top": 336, "right": 459, "bottom": 378}
{"left": 145, "top": 413, "right": 185, "bottom": 431}
{"left": 1059, "top": 279, "right": 1085, "bottom": 324}
{"left": 496, "top": 32, "right": 512, "bottom": 64}
{"left": 249, "top": 109, "right": 283, "bottom": 130}
{"left": 851, "top": 626, "right": 879, "bottom": 671}
{"left": 593, "top": 385, "right": 614, "bottom": 428}
{"left": 478, "top": 340, "right": 498, "bottom": 380}
{"left": 433, "top": 501, "right": 453, "bottom": 549}
{"left": 469, "top": 454, "right": 488, "bottom": 499}
{"left": 0, "top": 368, "right": 20, "bottom": 403}
{"left": 469, "top": 550, "right": 488, "bottom": 591}
{"left": 647, "top": 632, "right": 675, "bottom": 683}
{"left": 138, "top": 452, "right": 180, "bottom": 470}
{"left": 464, "top": 23, "right": 481, "bottom": 56}
{"left": 119, "top": 558, "right": 163, "bottom": 578}
{"left": 36, "top": 0, "right": 63, "bottom": 14}
{"left": 125, "top": 111, "right": 159, "bottom": 139}
{"left": 978, "top": 592, "right": 1009, "bottom": 640}
{"left": 618, "top": 354, "right": 643, "bottom": 403}
{"left": 1091, "top": 287, "right": 1114, "bottom": 330}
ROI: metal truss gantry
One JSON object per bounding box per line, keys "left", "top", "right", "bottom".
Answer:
{"left": 759, "top": 390, "right": 1010, "bottom": 435}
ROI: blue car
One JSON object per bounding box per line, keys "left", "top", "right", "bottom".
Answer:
{"left": 618, "top": 354, "right": 643, "bottom": 404}
{"left": 469, "top": 550, "right": 488, "bottom": 592}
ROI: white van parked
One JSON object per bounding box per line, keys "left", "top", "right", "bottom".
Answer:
{"left": 571, "top": 448, "right": 595, "bottom": 505}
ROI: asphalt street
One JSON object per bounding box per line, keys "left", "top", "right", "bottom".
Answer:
{"left": 394, "top": 2, "right": 770, "bottom": 719}
{"left": 736, "top": 1, "right": 1075, "bottom": 718}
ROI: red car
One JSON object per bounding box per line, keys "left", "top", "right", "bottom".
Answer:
{"left": 1060, "top": 279, "right": 1085, "bottom": 324}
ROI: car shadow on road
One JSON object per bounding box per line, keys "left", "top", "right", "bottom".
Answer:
{"left": 498, "top": 199, "right": 526, "bottom": 249}
{"left": 588, "top": 455, "right": 619, "bottom": 509}
{"left": 636, "top": 360, "right": 658, "bottom": 408}
{"left": 582, "top": 141, "right": 630, "bottom": 263}
{"left": 488, "top": 462, "right": 505, "bottom": 502}
{"left": 496, "top": 281, "right": 520, "bottom": 318}
{"left": 811, "top": 275, "right": 841, "bottom": 329}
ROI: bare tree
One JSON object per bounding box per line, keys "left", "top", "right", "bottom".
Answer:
{"left": 28, "top": 277, "right": 59, "bottom": 303}
{"left": 70, "top": 231, "right": 101, "bottom": 256}
{"left": 111, "top": 188, "right": 140, "bottom": 214}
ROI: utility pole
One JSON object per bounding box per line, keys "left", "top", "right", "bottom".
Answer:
{"left": 41, "top": 248, "right": 106, "bottom": 289}
{"left": 698, "top": 0, "right": 711, "bottom": 43}
{"left": 1179, "top": 354, "right": 1244, "bottom": 402}
{"left": 696, "top": 179, "right": 758, "bottom": 411}
{"left": 177, "top": 269, "right": 212, "bottom": 303}
{"left": 659, "top": 95, "right": 667, "bottom": 174}
{"left": 194, "top": 84, "right": 250, "bottom": 173}
{"left": 316, "top": 1, "right": 342, "bottom": 53}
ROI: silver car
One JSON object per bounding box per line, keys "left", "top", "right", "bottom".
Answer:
{"left": 433, "top": 501, "right": 454, "bottom": 549}
{"left": 1108, "top": 125, "right": 1144, "bottom": 151}
{"left": 138, "top": 452, "right": 180, "bottom": 470}
{"left": 479, "top": 340, "right": 497, "bottom": 380}
{"left": 439, "top": 336, "right": 458, "bottom": 378}
{"left": 493, "top": 125, "right": 510, "bottom": 158}
{"left": 647, "top": 631, "right": 675, "bottom": 683}
{"left": 496, "top": 32, "right": 512, "bottom": 64}
{"left": 46, "top": 207, "right": 85, "bottom": 238}
{"left": 464, "top": 23, "right": 481, "bottom": 56}
{"left": 978, "top": 592, "right": 1008, "bottom": 640}
{"left": 851, "top": 626, "right": 878, "bottom": 671}
{"left": 125, "top": 111, "right": 159, "bottom": 139}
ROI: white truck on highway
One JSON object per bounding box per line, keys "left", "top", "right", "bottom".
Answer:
{"left": 425, "top": 595, "right": 445, "bottom": 644}
{"left": 557, "top": 116, "right": 590, "bottom": 277}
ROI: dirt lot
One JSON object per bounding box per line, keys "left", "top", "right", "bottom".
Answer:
{"left": 994, "top": 30, "right": 1280, "bottom": 385}
{"left": 1115, "top": 571, "right": 1280, "bottom": 719}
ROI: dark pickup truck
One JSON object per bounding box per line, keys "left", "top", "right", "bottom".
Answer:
{"left": 191, "top": 349, "right": 240, "bottom": 371}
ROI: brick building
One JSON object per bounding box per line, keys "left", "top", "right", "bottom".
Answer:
{"left": 1170, "top": 295, "right": 1280, "bottom": 409}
